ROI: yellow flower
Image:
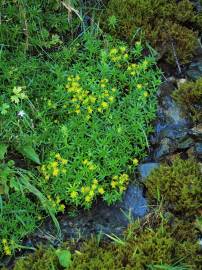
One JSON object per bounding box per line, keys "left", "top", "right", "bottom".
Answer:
{"left": 108, "top": 96, "right": 114, "bottom": 102}
{"left": 56, "top": 196, "right": 61, "bottom": 204}
{"left": 89, "top": 190, "right": 94, "bottom": 197}
{"left": 4, "top": 246, "right": 11, "bottom": 256}
{"left": 51, "top": 161, "right": 58, "bottom": 168}
{"left": 52, "top": 168, "right": 59, "bottom": 176}
{"left": 111, "top": 181, "right": 117, "bottom": 188}
{"left": 98, "top": 187, "right": 105, "bottom": 195}
{"left": 82, "top": 159, "right": 88, "bottom": 165}
{"left": 61, "top": 158, "right": 68, "bottom": 165}
{"left": 75, "top": 109, "right": 81, "bottom": 114}
{"left": 133, "top": 158, "right": 139, "bottom": 166}
{"left": 81, "top": 187, "right": 85, "bottom": 193}
{"left": 101, "top": 101, "right": 108, "bottom": 109}
{"left": 123, "top": 53, "right": 128, "bottom": 59}
{"left": 89, "top": 95, "right": 96, "bottom": 103}
{"left": 100, "top": 84, "right": 106, "bottom": 88}
{"left": 85, "top": 195, "right": 91, "bottom": 202}
{"left": 87, "top": 106, "right": 93, "bottom": 114}
{"left": 58, "top": 204, "right": 65, "bottom": 212}
{"left": 110, "top": 48, "right": 118, "bottom": 54}
{"left": 119, "top": 186, "right": 126, "bottom": 192}
{"left": 137, "top": 84, "right": 142, "bottom": 90}
{"left": 143, "top": 91, "right": 149, "bottom": 97}
{"left": 2, "top": 239, "right": 7, "bottom": 245}
{"left": 120, "top": 46, "right": 126, "bottom": 52}
{"left": 55, "top": 153, "right": 61, "bottom": 160}
{"left": 92, "top": 184, "right": 97, "bottom": 190}
{"left": 45, "top": 175, "right": 50, "bottom": 180}
{"left": 93, "top": 179, "right": 98, "bottom": 185}
{"left": 70, "top": 191, "right": 78, "bottom": 199}
{"left": 62, "top": 168, "right": 67, "bottom": 174}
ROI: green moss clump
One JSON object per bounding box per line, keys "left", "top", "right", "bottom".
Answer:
{"left": 7, "top": 214, "right": 202, "bottom": 270}
{"left": 13, "top": 246, "right": 60, "bottom": 270}
{"left": 145, "top": 158, "right": 202, "bottom": 217}
{"left": 173, "top": 77, "right": 202, "bottom": 122}
{"left": 103, "top": 0, "right": 201, "bottom": 64}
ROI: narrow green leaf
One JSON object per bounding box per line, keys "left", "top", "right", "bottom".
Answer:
{"left": 17, "top": 144, "right": 41, "bottom": 164}
{"left": 0, "top": 143, "right": 8, "bottom": 160}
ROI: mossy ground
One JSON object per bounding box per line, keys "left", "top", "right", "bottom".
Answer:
{"left": 102, "top": 0, "right": 202, "bottom": 64}
{"left": 173, "top": 77, "right": 202, "bottom": 123}
{"left": 2, "top": 158, "right": 201, "bottom": 270}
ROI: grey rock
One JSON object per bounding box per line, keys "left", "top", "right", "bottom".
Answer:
{"left": 186, "top": 56, "right": 202, "bottom": 80}
{"left": 177, "top": 137, "right": 194, "bottom": 149}
{"left": 154, "top": 138, "right": 176, "bottom": 160}
{"left": 190, "top": 124, "right": 202, "bottom": 139}
{"left": 195, "top": 143, "right": 202, "bottom": 159}
{"left": 138, "top": 162, "right": 160, "bottom": 179}
{"left": 119, "top": 185, "right": 148, "bottom": 218}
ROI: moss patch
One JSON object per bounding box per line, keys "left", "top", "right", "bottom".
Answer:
{"left": 102, "top": 0, "right": 202, "bottom": 64}
{"left": 173, "top": 77, "right": 202, "bottom": 123}
{"left": 145, "top": 158, "right": 202, "bottom": 217}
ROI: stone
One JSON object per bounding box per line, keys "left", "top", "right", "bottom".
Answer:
{"left": 138, "top": 162, "right": 160, "bottom": 180}
{"left": 154, "top": 138, "right": 176, "bottom": 160}
{"left": 119, "top": 185, "right": 148, "bottom": 218}
{"left": 194, "top": 143, "right": 202, "bottom": 159}
{"left": 186, "top": 56, "right": 202, "bottom": 80}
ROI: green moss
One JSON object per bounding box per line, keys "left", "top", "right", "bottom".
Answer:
{"left": 103, "top": 0, "right": 201, "bottom": 64}
{"left": 13, "top": 246, "right": 60, "bottom": 270}
{"left": 173, "top": 78, "right": 202, "bottom": 122}
{"left": 7, "top": 214, "right": 201, "bottom": 270}
{"left": 145, "top": 158, "right": 202, "bottom": 217}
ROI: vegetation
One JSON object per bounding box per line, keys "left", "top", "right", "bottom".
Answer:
{"left": 0, "top": 0, "right": 161, "bottom": 257}
{"left": 1, "top": 0, "right": 201, "bottom": 268}
{"left": 102, "top": 0, "right": 202, "bottom": 64}
{"left": 173, "top": 77, "right": 202, "bottom": 122}
{"left": 4, "top": 213, "right": 201, "bottom": 270}
{"left": 145, "top": 158, "right": 202, "bottom": 217}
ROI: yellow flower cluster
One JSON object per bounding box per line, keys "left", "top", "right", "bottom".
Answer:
{"left": 82, "top": 159, "right": 97, "bottom": 171}
{"left": 80, "top": 178, "right": 105, "bottom": 204}
{"left": 127, "top": 63, "right": 139, "bottom": 76}
{"left": 65, "top": 75, "right": 116, "bottom": 118}
{"left": 40, "top": 153, "right": 68, "bottom": 180}
{"left": 109, "top": 46, "right": 128, "bottom": 62}
{"left": 47, "top": 195, "right": 65, "bottom": 212}
{"left": 110, "top": 173, "right": 129, "bottom": 193}
{"left": 2, "top": 239, "right": 12, "bottom": 256}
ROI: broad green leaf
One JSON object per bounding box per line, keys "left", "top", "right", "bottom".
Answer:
{"left": 56, "top": 249, "right": 71, "bottom": 268}
{"left": 0, "top": 144, "right": 8, "bottom": 160}
{"left": 17, "top": 144, "right": 41, "bottom": 164}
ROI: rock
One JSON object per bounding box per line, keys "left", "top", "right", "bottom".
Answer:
{"left": 194, "top": 143, "right": 202, "bottom": 159}
{"left": 119, "top": 185, "right": 148, "bottom": 218}
{"left": 177, "top": 137, "right": 194, "bottom": 149}
{"left": 138, "top": 162, "right": 160, "bottom": 180}
{"left": 176, "top": 78, "right": 187, "bottom": 88}
{"left": 186, "top": 56, "right": 202, "bottom": 80}
{"left": 154, "top": 138, "right": 176, "bottom": 160}
{"left": 190, "top": 124, "right": 202, "bottom": 139}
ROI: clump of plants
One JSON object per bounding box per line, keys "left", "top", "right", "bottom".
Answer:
{"left": 103, "top": 0, "right": 202, "bottom": 64}
{"left": 0, "top": 28, "right": 161, "bottom": 256}
{"left": 37, "top": 32, "right": 161, "bottom": 208}
{"left": 172, "top": 77, "right": 202, "bottom": 122}
{"left": 7, "top": 214, "right": 202, "bottom": 270}
{"left": 145, "top": 158, "right": 202, "bottom": 217}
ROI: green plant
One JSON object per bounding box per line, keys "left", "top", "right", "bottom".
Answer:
{"left": 145, "top": 158, "right": 202, "bottom": 217}
{"left": 36, "top": 32, "right": 161, "bottom": 208}
{"left": 102, "top": 0, "right": 202, "bottom": 64}
{"left": 172, "top": 77, "right": 202, "bottom": 122}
